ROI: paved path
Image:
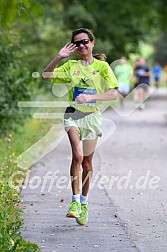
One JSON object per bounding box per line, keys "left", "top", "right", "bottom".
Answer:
{"left": 21, "top": 88, "right": 167, "bottom": 252}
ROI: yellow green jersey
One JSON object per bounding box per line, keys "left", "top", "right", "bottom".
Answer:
{"left": 52, "top": 58, "right": 118, "bottom": 113}
{"left": 114, "top": 63, "right": 132, "bottom": 83}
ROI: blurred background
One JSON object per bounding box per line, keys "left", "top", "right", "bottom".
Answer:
{"left": 0, "top": 0, "right": 167, "bottom": 135}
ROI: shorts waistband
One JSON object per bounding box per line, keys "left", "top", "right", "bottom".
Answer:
{"left": 64, "top": 106, "right": 95, "bottom": 120}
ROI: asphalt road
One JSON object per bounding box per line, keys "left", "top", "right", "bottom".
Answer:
{"left": 20, "top": 88, "right": 167, "bottom": 252}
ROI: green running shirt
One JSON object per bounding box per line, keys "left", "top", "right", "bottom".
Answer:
{"left": 114, "top": 63, "right": 132, "bottom": 83}
{"left": 52, "top": 58, "right": 118, "bottom": 113}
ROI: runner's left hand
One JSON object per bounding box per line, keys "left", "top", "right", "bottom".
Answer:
{"left": 75, "top": 94, "right": 92, "bottom": 104}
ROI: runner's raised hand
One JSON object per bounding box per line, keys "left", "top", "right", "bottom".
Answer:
{"left": 58, "top": 43, "right": 77, "bottom": 59}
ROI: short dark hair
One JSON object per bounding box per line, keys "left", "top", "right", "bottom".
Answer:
{"left": 71, "top": 28, "right": 106, "bottom": 61}
{"left": 71, "top": 28, "right": 94, "bottom": 43}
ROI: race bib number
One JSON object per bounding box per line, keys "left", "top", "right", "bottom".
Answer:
{"left": 73, "top": 87, "right": 97, "bottom": 106}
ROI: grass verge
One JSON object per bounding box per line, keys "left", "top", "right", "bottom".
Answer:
{"left": 0, "top": 115, "right": 61, "bottom": 251}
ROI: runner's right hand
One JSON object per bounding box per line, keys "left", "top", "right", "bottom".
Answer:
{"left": 58, "top": 43, "right": 77, "bottom": 58}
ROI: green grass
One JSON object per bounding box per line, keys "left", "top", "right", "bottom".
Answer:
{"left": 0, "top": 112, "right": 62, "bottom": 251}
{"left": 0, "top": 133, "right": 40, "bottom": 251}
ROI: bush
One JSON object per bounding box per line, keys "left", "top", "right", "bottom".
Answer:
{"left": 0, "top": 134, "right": 40, "bottom": 251}
{"left": 0, "top": 32, "right": 33, "bottom": 135}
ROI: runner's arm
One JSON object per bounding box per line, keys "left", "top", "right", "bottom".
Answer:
{"left": 42, "top": 43, "right": 77, "bottom": 80}
{"left": 75, "top": 88, "right": 117, "bottom": 104}
{"left": 42, "top": 54, "right": 63, "bottom": 80}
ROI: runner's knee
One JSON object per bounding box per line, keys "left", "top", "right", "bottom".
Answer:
{"left": 72, "top": 153, "right": 83, "bottom": 165}
{"left": 82, "top": 159, "right": 93, "bottom": 172}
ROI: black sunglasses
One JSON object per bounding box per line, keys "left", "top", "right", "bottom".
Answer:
{"left": 74, "top": 39, "right": 90, "bottom": 47}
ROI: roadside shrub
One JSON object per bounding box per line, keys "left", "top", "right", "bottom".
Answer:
{"left": 0, "top": 32, "right": 32, "bottom": 135}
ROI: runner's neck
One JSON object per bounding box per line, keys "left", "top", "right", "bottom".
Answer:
{"left": 80, "top": 57, "right": 94, "bottom": 66}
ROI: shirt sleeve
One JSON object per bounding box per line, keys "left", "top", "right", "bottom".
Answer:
{"left": 51, "top": 60, "right": 73, "bottom": 84}
{"left": 101, "top": 62, "right": 118, "bottom": 90}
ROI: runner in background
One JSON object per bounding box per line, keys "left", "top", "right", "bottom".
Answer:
{"left": 133, "top": 57, "right": 151, "bottom": 110}
{"left": 114, "top": 56, "right": 133, "bottom": 108}
{"left": 152, "top": 62, "right": 162, "bottom": 90}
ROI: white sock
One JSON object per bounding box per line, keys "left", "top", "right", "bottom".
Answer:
{"left": 80, "top": 194, "right": 88, "bottom": 205}
{"left": 72, "top": 194, "right": 80, "bottom": 203}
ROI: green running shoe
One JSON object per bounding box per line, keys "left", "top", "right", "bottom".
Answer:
{"left": 76, "top": 204, "right": 88, "bottom": 225}
{"left": 66, "top": 201, "right": 81, "bottom": 218}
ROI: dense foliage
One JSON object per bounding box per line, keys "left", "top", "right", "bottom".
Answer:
{"left": 0, "top": 134, "right": 40, "bottom": 251}
{"left": 0, "top": 33, "right": 33, "bottom": 134}
{"left": 61, "top": 0, "right": 167, "bottom": 61}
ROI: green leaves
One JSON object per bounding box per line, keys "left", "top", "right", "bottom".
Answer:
{"left": 0, "top": 136, "right": 40, "bottom": 251}
{"left": 63, "top": 2, "right": 97, "bottom": 30}
{"left": 0, "top": 183, "right": 39, "bottom": 251}
{"left": 0, "top": 33, "right": 32, "bottom": 134}
{"left": 0, "top": 0, "right": 43, "bottom": 28}
{"left": 61, "top": 0, "right": 167, "bottom": 62}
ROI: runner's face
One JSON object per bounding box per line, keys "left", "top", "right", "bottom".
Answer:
{"left": 73, "top": 33, "right": 94, "bottom": 57}
{"left": 139, "top": 58, "right": 146, "bottom": 67}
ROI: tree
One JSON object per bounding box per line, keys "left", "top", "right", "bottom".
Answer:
{"left": 61, "top": 0, "right": 167, "bottom": 62}
{"left": 0, "top": 0, "right": 44, "bottom": 134}
{"left": 152, "top": 32, "right": 167, "bottom": 66}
